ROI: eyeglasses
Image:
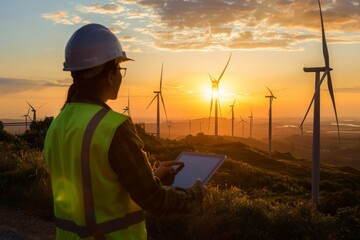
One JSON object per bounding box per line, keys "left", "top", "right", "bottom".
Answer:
{"left": 117, "top": 67, "right": 127, "bottom": 78}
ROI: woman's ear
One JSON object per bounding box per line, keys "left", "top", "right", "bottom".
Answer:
{"left": 106, "top": 70, "right": 116, "bottom": 86}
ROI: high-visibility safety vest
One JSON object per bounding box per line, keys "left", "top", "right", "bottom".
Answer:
{"left": 44, "top": 103, "right": 146, "bottom": 240}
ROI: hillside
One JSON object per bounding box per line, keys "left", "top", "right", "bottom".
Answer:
{"left": 0, "top": 127, "right": 359, "bottom": 239}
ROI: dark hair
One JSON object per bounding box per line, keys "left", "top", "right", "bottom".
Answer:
{"left": 62, "top": 60, "right": 117, "bottom": 109}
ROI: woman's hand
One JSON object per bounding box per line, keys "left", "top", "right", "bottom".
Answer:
{"left": 153, "top": 160, "right": 184, "bottom": 186}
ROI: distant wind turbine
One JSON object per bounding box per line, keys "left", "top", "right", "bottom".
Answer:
{"left": 208, "top": 53, "right": 232, "bottom": 139}
{"left": 21, "top": 107, "right": 32, "bottom": 131}
{"left": 229, "top": 99, "right": 236, "bottom": 142}
{"left": 300, "top": 0, "right": 340, "bottom": 203}
{"left": 248, "top": 107, "right": 253, "bottom": 139}
{"left": 167, "top": 121, "right": 173, "bottom": 138}
{"left": 147, "top": 63, "right": 168, "bottom": 138}
{"left": 123, "top": 88, "right": 131, "bottom": 118}
{"left": 26, "top": 101, "right": 45, "bottom": 122}
{"left": 265, "top": 86, "right": 277, "bottom": 158}
{"left": 239, "top": 115, "right": 247, "bottom": 138}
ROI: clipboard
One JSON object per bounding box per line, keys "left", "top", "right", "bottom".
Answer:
{"left": 172, "top": 152, "right": 226, "bottom": 188}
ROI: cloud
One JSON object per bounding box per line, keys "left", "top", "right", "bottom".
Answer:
{"left": 42, "top": 0, "right": 360, "bottom": 51}
{"left": 77, "top": 3, "right": 125, "bottom": 14}
{"left": 125, "top": 9, "right": 149, "bottom": 19}
{"left": 41, "top": 11, "right": 83, "bottom": 25}
{"left": 0, "top": 77, "right": 71, "bottom": 95}
{"left": 113, "top": 20, "right": 130, "bottom": 29}
{"left": 334, "top": 86, "right": 360, "bottom": 93}
{"left": 127, "top": 0, "right": 360, "bottom": 51}
{"left": 0, "top": 78, "right": 46, "bottom": 95}
{"left": 45, "top": 78, "right": 72, "bottom": 87}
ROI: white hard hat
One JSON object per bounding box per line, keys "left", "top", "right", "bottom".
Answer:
{"left": 63, "top": 23, "right": 133, "bottom": 71}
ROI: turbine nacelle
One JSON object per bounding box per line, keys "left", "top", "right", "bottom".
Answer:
{"left": 303, "top": 67, "right": 332, "bottom": 72}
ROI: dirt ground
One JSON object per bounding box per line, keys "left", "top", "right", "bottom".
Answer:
{"left": 0, "top": 208, "right": 55, "bottom": 240}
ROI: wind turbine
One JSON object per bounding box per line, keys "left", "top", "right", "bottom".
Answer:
{"left": 229, "top": 99, "right": 236, "bottom": 142}
{"left": 26, "top": 101, "right": 45, "bottom": 122}
{"left": 123, "top": 88, "right": 131, "bottom": 118}
{"left": 239, "top": 115, "right": 247, "bottom": 138}
{"left": 300, "top": 0, "right": 340, "bottom": 203}
{"left": 21, "top": 107, "right": 32, "bottom": 131}
{"left": 147, "top": 63, "right": 168, "bottom": 138}
{"left": 265, "top": 86, "right": 277, "bottom": 158}
{"left": 167, "top": 121, "right": 173, "bottom": 138}
{"left": 208, "top": 53, "right": 232, "bottom": 139}
{"left": 248, "top": 107, "right": 253, "bottom": 139}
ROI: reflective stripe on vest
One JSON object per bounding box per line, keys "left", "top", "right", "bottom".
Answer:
{"left": 54, "top": 107, "right": 145, "bottom": 238}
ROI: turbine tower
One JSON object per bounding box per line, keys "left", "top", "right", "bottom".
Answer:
{"left": 265, "top": 86, "right": 277, "bottom": 158}
{"left": 229, "top": 99, "right": 236, "bottom": 142}
{"left": 300, "top": 0, "right": 340, "bottom": 203}
{"left": 248, "top": 107, "right": 253, "bottom": 139}
{"left": 208, "top": 53, "right": 232, "bottom": 139}
{"left": 147, "top": 63, "right": 168, "bottom": 138}
{"left": 123, "top": 88, "right": 131, "bottom": 118}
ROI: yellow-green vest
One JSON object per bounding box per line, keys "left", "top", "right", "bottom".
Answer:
{"left": 44, "top": 103, "right": 146, "bottom": 240}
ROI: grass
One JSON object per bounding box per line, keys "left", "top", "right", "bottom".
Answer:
{"left": 0, "top": 129, "right": 359, "bottom": 239}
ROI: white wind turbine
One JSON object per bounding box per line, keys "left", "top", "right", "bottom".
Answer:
{"left": 208, "top": 53, "right": 232, "bottom": 139}
{"left": 265, "top": 86, "right": 277, "bottom": 158}
{"left": 229, "top": 99, "right": 236, "bottom": 142}
{"left": 147, "top": 63, "right": 168, "bottom": 138}
{"left": 300, "top": 0, "right": 340, "bottom": 203}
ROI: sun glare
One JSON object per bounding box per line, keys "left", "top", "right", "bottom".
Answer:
{"left": 212, "top": 89, "right": 219, "bottom": 98}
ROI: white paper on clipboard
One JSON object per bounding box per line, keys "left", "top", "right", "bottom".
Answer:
{"left": 172, "top": 152, "right": 226, "bottom": 188}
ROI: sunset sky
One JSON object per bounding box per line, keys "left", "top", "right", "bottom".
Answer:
{"left": 1, "top": 0, "right": 359, "bottom": 124}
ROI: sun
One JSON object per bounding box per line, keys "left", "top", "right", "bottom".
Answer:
{"left": 212, "top": 89, "right": 219, "bottom": 99}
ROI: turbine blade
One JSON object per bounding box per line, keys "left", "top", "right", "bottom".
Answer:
{"left": 160, "top": 63, "right": 163, "bottom": 91}
{"left": 318, "top": 0, "right": 329, "bottom": 68}
{"left": 209, "top": 97, "right": 213, "bottom": 118}
{"left": 300, "top": 70, "right": 328, "bottom": 127}
{"left": 27, "top": 107, "right": 30, "bottom": 115}
{"left": 160, "top": 93, "right": 168, "bottom": 123}
{"left": 26, "top": 101, "right": 35, "bottom": 110}
{"left": 37, "top": 103, "right": 46, "bottom": 110}
{"left": 208, "top": 74, "right": 214, "bottom": 82}
{"left": 266, "top": 86, "right": 275, "bottom": 97}
{"left": 217, "top": 53, "right": 232, "bottom": 83}
{"left": 327, "top": 72, "right": 340, "bottom": 145}
{"left": 146, "top": 94, "right": 158, "bottom": 109}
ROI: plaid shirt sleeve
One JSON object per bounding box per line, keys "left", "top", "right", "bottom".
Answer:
{"left": 108, "top": 118, "right": 204, "bottom": 217}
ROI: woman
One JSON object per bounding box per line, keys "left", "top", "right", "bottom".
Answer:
{"left": 44, "top": 23, "right": 206, "bottom": 240}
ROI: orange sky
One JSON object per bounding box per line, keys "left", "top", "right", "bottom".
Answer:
{"left": 0, "top": 0, "right": 359, "bottom": 124}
